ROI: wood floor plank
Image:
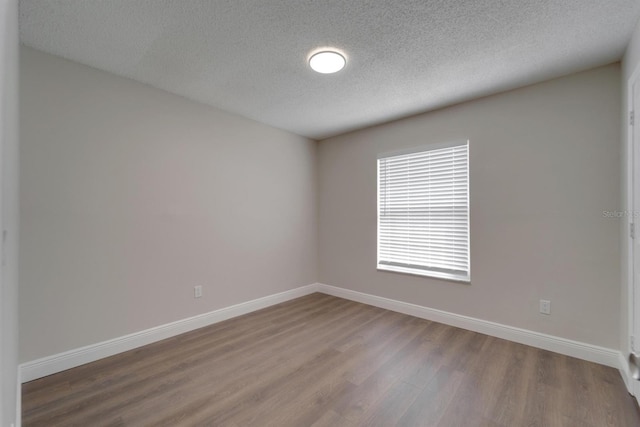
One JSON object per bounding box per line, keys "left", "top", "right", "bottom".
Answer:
{"left": 120, "top": 305, "right": 386, "bottom": 425}
{"left": 356, "top": 379, "right": 423, "bottom": 426}
{"left": 396, "top": 365, "right": 465, "bottom": 426}
{"left": 206, "top": 312, "right": 415, "bottom": 426}
{"left": 332, "top": 371, "right": 399, "bottom": 422}
{"left": 438, "top": 336, "right": 512, "bottom": 425}
{"left": 488, "top": 341, "right": 536, "bottom": 425}
{"left": 310, "top": 409, "right": 352, "bottom": 427}
{"left": 22, "top": 293, "right": 640, "bottom": 427}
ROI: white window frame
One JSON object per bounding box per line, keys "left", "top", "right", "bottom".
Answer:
{"left": 377, "top": 140, "right": 470, "bottom": 283}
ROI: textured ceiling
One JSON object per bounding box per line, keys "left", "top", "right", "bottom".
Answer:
{"left": 19, "top": 0, "right": 640, "bottom": 139}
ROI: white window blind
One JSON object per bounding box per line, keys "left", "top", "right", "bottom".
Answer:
{"left": 377, "top": 141, "right": 469, "bottom": 281}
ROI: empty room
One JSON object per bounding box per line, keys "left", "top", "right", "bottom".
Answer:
{"left": 4, "top": 0, "right": 640, "bottom": 425}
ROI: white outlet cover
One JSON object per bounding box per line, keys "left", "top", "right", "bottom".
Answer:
{"left": 539, "top": 299, "right": 551, "bottom": 315}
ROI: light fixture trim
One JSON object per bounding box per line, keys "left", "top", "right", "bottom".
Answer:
{"left": 309, "top": 50, "right": 346, "bottom": 74}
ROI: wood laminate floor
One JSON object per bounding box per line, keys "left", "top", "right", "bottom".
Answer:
{"left": 22, "top": 293, "right": 640, "bottom": 426}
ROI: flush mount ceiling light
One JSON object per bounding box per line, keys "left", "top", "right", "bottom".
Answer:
{"left": 309, "top": 50, "right": 346, "bottom": 74}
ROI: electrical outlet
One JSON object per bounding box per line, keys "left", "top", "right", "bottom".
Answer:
{"left": 194, "top": 285, "right": 203, "bottom": 298}
{"left": 539, "top": 299, "right": 551, "bottom": 315}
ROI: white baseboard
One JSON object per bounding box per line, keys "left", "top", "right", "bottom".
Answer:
{"left": 20, "top": 284, "right": 319, "bottom": 383}
{"left": 20, "top": 281, "right": 626, "bottom": 387}
{"left": 316, "top": 283, "right": 621, "bottom": 369}
{"left": 619, "top": 351, "right": 633, "bottom": 394}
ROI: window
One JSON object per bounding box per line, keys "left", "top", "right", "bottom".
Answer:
{"left": 377, "top": 140, "right": 470, "bottom": 282}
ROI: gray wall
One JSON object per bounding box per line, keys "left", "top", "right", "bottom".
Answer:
{"left": 19, "top": 47, "right": 317, "bottom": 362}
{"left": 318, "top": 64, "right": 621, "bottom": 348}
{"left": 1, "top": 0, "right": 19, "bottom": 425}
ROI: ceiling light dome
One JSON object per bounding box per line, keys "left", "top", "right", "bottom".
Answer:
{"left": 309, "top": 50, "right": 346, "bottom": 74}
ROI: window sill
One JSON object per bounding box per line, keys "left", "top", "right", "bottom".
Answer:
{"left": 377, "top": 264, "right": 470, "bottom": 283}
